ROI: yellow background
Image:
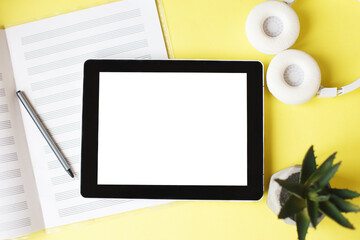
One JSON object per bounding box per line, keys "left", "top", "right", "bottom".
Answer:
{"left": 1, "top": 0, "right": 360, "bottom": 239}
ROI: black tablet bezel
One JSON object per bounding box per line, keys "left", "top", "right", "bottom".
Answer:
{"left": 81, "top": 60, "right": 263, "bottom": 200}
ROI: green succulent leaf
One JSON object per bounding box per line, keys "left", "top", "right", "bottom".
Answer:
{"left": 278, "top": 195, "right": 306, "bottom": 219}
{"left": 306, "top": 152, "right": 336, "bottom": 186}
{"left": 308, "top": 192, "right": 330, "bottom": 202}
{"left": 330, "top": 194, "right": 360, "bottom": 213}
{"left": 314, "top": 162, "right": 341, "bottom": 189}
{"left": 275, "top": 179, "right": 305, "bottom": 199}
{"left": 296, "top": 209, "right": 310, "bottom": 240}
{"left": 300, "top": 146, "right": 317, "bottom": 184}
{"left": 308, "top": 185, "right": 323, "bottom": 193}
{"left": 329, "top": 188, "right": 360, "bottom": 199}
{"left": 307, "top": 199, "right": 319, "bottom": 228}
{"left": 319, "top": 201, "right": 354, "bottom": 229}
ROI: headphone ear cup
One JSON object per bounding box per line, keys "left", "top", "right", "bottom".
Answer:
{"left": 245, "top": 1, "right": 300, "bottom": 55}
{"left": 266, "top": 50, "right": 321, "bottom": 105}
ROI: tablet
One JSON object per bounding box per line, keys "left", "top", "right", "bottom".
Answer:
{"left": 81, "top": 60, "right": 263, "bottom": 200}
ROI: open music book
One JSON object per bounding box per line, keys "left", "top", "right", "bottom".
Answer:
{"left": 0, "top": 0, "right": 172, "bottom": 238}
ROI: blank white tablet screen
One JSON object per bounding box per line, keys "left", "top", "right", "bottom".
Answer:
{"left": 97, "top": 72, "right": 247, "bottom": 186}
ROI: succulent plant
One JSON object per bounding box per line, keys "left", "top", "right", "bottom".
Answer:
{"left": 275, "top": 146, "right": 360, "bottom": 240}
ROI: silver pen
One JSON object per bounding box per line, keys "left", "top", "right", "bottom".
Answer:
{"left": 16, "top": 90, "right": 74, "bottom": 178}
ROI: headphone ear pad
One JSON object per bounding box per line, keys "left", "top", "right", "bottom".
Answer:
{"left": 266, "top": 50, "right": 321, "bottom": 105}
{"left": 245, "top": 1, "right": 300, "bottom": 55}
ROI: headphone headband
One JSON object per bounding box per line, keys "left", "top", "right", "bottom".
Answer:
{"left": 318, "top": 78, "right": 360, "bottom": 98}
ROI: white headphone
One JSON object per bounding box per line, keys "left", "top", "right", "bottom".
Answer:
{"left": 245, "top": 0, "right": 360, "bottom": 105}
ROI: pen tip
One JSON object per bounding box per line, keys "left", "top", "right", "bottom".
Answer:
{"left": 67, "top": 169, "right": 75, "bottom": 178}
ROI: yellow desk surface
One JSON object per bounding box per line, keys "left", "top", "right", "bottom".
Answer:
{"left": 1, "top": 0, "right": 360, "bottom": 239}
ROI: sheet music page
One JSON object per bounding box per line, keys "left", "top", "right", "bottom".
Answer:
{"left": 0, "top": 30, "right": 44, "bottom": 239}
{"left": 5, "top": 0, "right": 171, "bottom": 229}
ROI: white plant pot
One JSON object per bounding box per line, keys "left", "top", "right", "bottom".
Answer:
{"left": 267, "top": 165, "right": 301, "bottom": 225}
{"left": 267, "top": 165, "right": 324, "bottom": 226}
